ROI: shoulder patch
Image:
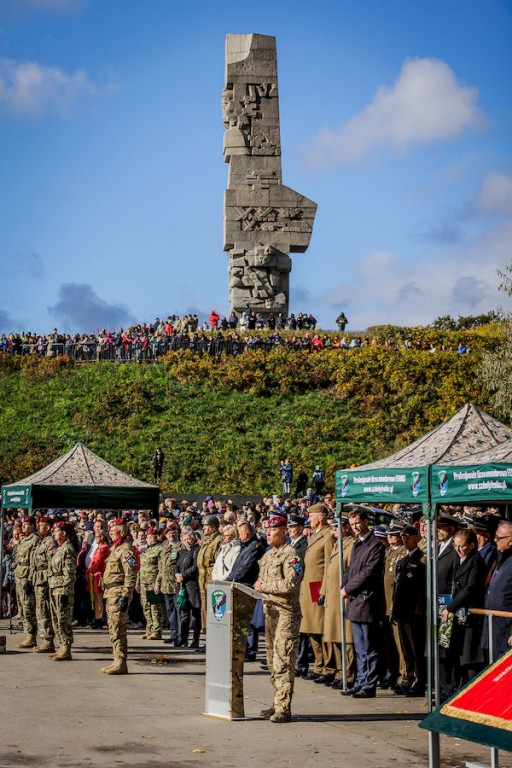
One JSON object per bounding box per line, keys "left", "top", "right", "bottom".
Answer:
{"left": 289, "top": 557, "right": 303, "bottom": 576}
{"left": 125, "top": 554, "right": 136, "bottom": 567}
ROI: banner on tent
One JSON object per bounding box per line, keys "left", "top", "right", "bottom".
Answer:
{"left": 1, "top": 485, "right": 32, "bottom": 509}
{"left": 432, "top": 462, "right": 512, "bottom": 503}
{"left": 335, "top": 466, "right": 429, "bottom": 503}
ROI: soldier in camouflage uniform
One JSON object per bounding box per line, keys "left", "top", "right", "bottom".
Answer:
{"left": 48, "top": 522, "right": 77, "bottom": 661}
{"left": 155, "top": 522, "right": 183, "bottom": 645}
{"left": 136, "top": 527, "right": 164, "bottom": 640}
{"left": 102, "top": 518, "right": 137, "bottom": 674}
{"left": 14, "top": 516, "right": 39, "bottom": 649}
{"left": 255, "top": 513, "right": 303, "bottom": 723}
{"left": 33, "top": 515, "right": 57, "bottom": 653}
{"left": 197, "top": 515, "right": 223, "bottom": 631}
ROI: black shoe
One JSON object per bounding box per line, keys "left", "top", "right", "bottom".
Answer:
{"left": 194, "top": 644, "right": 205, "bottom": 653}
{"left": 313, "top": 674, "right": 335, "bottom": 685}
{"left": 245, "top": 653, "right": 257, "bottom": 662}
{"left": 163, "top": 639, "right": 172, "bottom": 644}
{"left": 260, "top": 661, "right": 269, "bottom": 671}
{"left": 305, "top": 672, "right": 320, "bottom": 681}
{"left": 341, "top": 687, "right": 359, "bottom": 696}
{"left": 173, "top": 639, "right": 183, "bottom": 647}
{"left": 330, "top": 680, "right": 343, "bottom": 690}
{"left": 353, "top": 688, "right": 376, "bottom": 699}
{"left": 394, "top": 685, "right": 410, "bottom": 696}
{"left": 295, "top": 667, "right": 308, "bottom": 677}
{"left": 379, "top": 680, "right": 392, "bottom": 690}
{"left": 409, "top": 686, "right": 426, "bottom": 697}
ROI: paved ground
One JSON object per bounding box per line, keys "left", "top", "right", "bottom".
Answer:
{"left": 0, "top": 622, "right": 502, "bottom": 768}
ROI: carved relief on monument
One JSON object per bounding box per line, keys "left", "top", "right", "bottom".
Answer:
{"left": 222, "top": 34, "right": 317, "bottom": 316}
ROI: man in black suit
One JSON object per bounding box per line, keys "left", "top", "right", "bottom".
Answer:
{"left": 483, "top": 520, "right": 512, "bottom": 660}
{"left": 288, "top": 514, "right": 309, "bottom": 676}
{"left": 392, "top": 526, "right": 426, "bottom": 696}
{"left": 437, "top": 511, "right": 461, "bottom": 700}
{"left": 341, "top": 510, "right": 385, "bottom": 698}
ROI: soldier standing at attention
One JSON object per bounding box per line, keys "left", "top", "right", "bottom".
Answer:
{"left": 102, "top": 518, "right": 137, "bottom": 675}
{"left": 33, "top": 515, "right": 57, "bottom": 653}
{"left": 14, "top": 515, "right": 39, "bottom": 649}
{"left": 255, "top": 513, "right": 303, "bottom": 723}
{"left": 197, "top": 515, "right": 223, "bottom": 632}
{"left": 48, "top": 522, "right": 77, "bottom": 661}
{"left": 136, "top": 527, "right": 164, "bottom": 640}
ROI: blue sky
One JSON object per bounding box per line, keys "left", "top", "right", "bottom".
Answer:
{"left": 1, "top": 0, "right": 511, "bottom": 333}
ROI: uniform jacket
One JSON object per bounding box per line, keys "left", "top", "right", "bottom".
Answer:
{"left": 137, "top": 542, "right": 163, "bottom": 588}
{"left": 197, "top": 533, "right": 223, "bottom": 590}
{"left": 103, "top": 538, "right": 137, "bottom": 600}
{"left": 342, "top": 532, "right": 385, "bottom": 623}
{"left": 226, "top": 536, "right": 265, "bottom": 587}
{"left": 176, "top": 545, "right": 200, "bottom": 609}
{"left": 383, "top": 545, "right": 406, "bottom": 616}
{"left": 258, "top": 543, "right": 302, "bottom": 612}
{"left": 438, "top": 540, "right": 459, "bottom": 596}
{"left": 156, "top": 541, "right": 183, "bottom": 594}
{"left": 299, "top": 525, "right": 333, "bottom": 633}
{"left": 15, "top": 532, "right": 39, "bottom": 582}
{"left": 290, "top": 534, "right": 308, "bottom": 560}
{"left": 32, "top": 535, "right": 56, "bottom": 586}
{"left": 391, "top": 548, "right": 426, "bottom": 621}
{"left": 483, "top": 548, "right": 512, "bottom": 656}
{"left": 48, "top": 540, "right": 77, "bottom": 592}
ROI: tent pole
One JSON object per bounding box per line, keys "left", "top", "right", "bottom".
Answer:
{"left": 0, "top": 506, "right": 4, "bottom": 629}
{"left": 426, "top": 502, "right": 441, "bottom": 768}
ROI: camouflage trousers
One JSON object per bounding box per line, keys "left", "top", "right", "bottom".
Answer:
{"left": 264, "top": 603, "right": 301, "bottom": 715}
{"left": 141, "top": 588, "right": 163, "bottom": 637}
{"left": 17, "top": 578, "right": 36, "bottom": 635}
{"left": 15, "top": 580, "right": 25, "bottom": 621}
{"left": 49, "top": 587, "right": 74, "bottom": 646}
{"left": 35, "top": 584, "right": 54, "bottom": 642}
{"left": 106, "top": 594, "right": 129, "bottom": 661}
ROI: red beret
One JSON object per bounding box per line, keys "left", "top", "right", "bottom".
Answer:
{"left": 267, "top": 514, "right": 288, "bottom": 529}
{"left": 22, "top": 516, "right": 36, "bottom": 526}
{"left": 53, "top": 521, "right": 68, "bottom": 530}
{"left": 39, "top": 515, "right": 50, "bottom": 524}
{"left": 164, "top": 523, "right": 178, "bottom": 533}
{"left": 147, "top": 527, "right": 158, "bottom": 536}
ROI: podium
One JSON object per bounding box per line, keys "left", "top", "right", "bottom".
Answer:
{"left": 203, "top": 580, "right": 263, "bottom": 720}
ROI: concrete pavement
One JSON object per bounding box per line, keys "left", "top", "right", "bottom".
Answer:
{"left": 0, "top": 622, "right": 498, "bottom": 768}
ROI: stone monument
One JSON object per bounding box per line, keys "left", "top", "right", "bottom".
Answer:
{"left": 222, "top": 34, "right": 317, "bottom": 316}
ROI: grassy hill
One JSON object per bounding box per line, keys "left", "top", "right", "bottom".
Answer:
{"left": 0, "top": 325, "right": 506, "bottom": 495}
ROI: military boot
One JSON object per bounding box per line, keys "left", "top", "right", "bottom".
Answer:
{"left": 260, "top": 707, "right": 275, "bottom": 719}
{"left": 52, "top": 644, "right": 72, "bottom": 661}
{"left": 15, "top": 633, "right": 37, "bottom": 649}
{"left": 101, "top": 659, "right": 128, "bottom": 675}
{"left": 34, "top": 640, "right": 55, "bottom": 653}
{"left": 270, "top": 711, "right": 291, "bottom": 723}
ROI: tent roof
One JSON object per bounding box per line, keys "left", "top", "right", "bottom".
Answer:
{"left": 12, "top": 442, "right": 156, "bottom": 488}
{"left": 355, "top": 403, "right": 512, "bottom": 470}
{"left": 438, "top": 436, "right": 512, "bottom": 466}
{"left": 1, "top": 443, "right": 160, "bottom": 511}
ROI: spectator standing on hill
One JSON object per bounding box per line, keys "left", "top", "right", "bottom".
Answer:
{"left": 336, "top": 312, "right": 348, "bottom": 331}
{"left": 278, "top": 459, "right": 293, "bottom": 496}
{"left": 312, "top": 466, "right": 325, "bottom": 495}
{"left": 152, "top": 448, "right": 164, "bottom": 483}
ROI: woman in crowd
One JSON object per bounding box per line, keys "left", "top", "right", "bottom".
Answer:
{"left": 175, "top": 530, "right": 201, "bottom": 649}
{"left": 85, "top": 529, "right": 110, "bottom": 628}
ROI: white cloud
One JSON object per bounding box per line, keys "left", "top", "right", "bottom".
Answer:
{"left": 305, "top": 58, "right": 484, "bottom": 168}
{"left": 474, "top": 172, "right": 512, "bottom": 216}
{"left": 317, "top": 219, "right": 512, "bottom": 329}
{"left": 0, "top": 58, "right": 116, "bottom": 117}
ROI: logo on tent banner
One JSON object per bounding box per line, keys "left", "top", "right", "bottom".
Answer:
{"left": 212, "top": 590, "right": 227, "bottom": 621}
{"left": 411, "top": 471, "right": 421, "bottom": 497}
{"left": 340, "top": 475, "right": 349, "bottom": 498}
{"left": 438, "top": 471, "right": 449, "bottom": 497}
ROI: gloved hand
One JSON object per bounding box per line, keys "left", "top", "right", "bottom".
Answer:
{"left": 60, "top": 593, "right": 69, "bottom": 609}
{"left": 317, "top": 595, "right": 325, "bottom": 606}
{"left": 23, "top": 582, "right": 33, "bottom": 597}
{"left": 118, "top": 596, "right": 129, "bottom": 612}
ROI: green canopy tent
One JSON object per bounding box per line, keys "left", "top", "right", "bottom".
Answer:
{"left": 432, "top": 437, "right": 512, "bottom": 505}
{"left": 0, "top": 442, "right": 160, "bottom": 512}
{"left": 335, "top": 403, "right": 512, "bottom": 768}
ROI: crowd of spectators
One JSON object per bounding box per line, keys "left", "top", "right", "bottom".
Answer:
{"left": 0, "top": 308, "right": 469, "bottom": 362}
{"left": 2, "top": 492, "right": 510, "bottom": 704}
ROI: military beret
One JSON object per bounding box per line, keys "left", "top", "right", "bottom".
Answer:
{"left": 288, "top": 514, "right": 306, "bottom": 527}
{"left": 164, "top": 522, "right": 178, "bottom": 533}
{"left": 267, "top": 514, "right": 288, "bottom": 528}
{"left": 308, "top": 503, "right": 329, "bottom": 516}
{"left": 53, "top": 521, "right": 69, "bottom": 531}
{"left": 22, "top": 515, "right": 36, "bottom": 526}
{"left": 203, "top": 515, "right": 219, "bottom": 528}
{"left": 402, "top": 525, "right": 419, "bottom": 537}
{"left": 38, "top": 515, "right": 51, "bottom": 524}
